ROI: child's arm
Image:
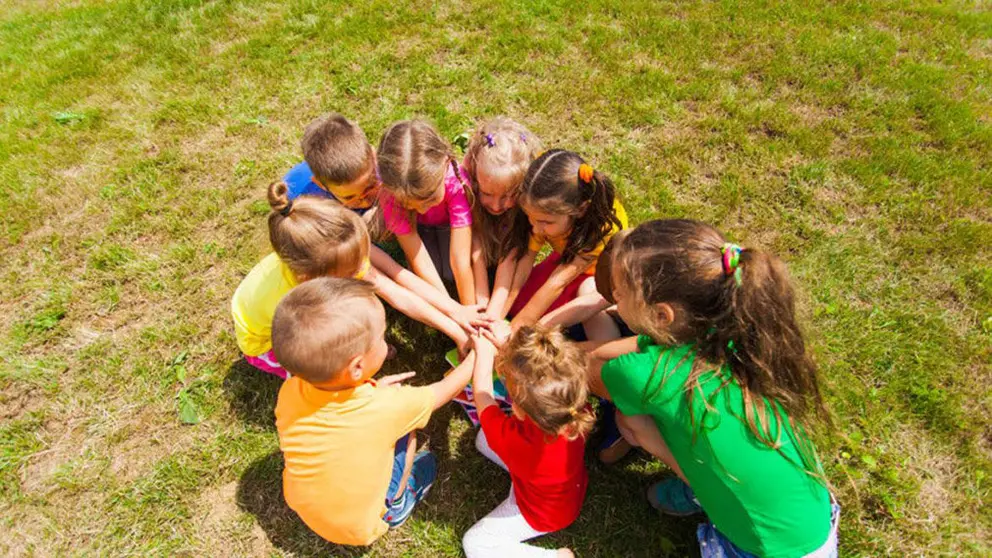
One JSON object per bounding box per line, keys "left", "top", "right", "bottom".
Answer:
{"left": 587, "top": 336, "right": 640, "bottom": 399}
{"left": 471, "top": 336, "right": 498, "bottom": 413}
{"left": 429, "top": 351, "right": 477, "bottom": 410}
{"left": 510, "top": 255, "right": 592, "bottom": 329}
{"left": 486, "top": 249, "right": 538, "bottom": 320}
{"left": 471, "top": 233, "right": 491, "bottom": 307}
{"left": 396, "top": 231, "right": 447, "bottom": 295}
{"left": 449, "top": 225, "right": 476, "bottom": 305}
{"left": 365, "top": 267, "right": 470, "bottom": 353}
{"left": 370, "top": 245, "right": 481, "bottom": 333}
{"left": 539, "top": 292, "right": 612, "bottom": 329}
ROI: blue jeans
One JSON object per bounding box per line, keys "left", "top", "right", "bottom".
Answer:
{"left": 698, "top": 502, "right": 840, "bottom": 558}
{"left": 385, "top": 433, "right": 411, "bottom": 506}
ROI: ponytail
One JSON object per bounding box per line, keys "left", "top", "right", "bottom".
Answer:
{"left": 267, "top": 180, "right": 292, "bottom": 215}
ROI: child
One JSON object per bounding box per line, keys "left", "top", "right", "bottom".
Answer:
{"left": 283, "top": 113, "right": 380, "bottom": 212}
{"left": 485, "top": 149, "right": 628, "bottom": 330}
{"left": 464, "top": 323, "right": 591, "bottom": 558}
{"left": 231, "top": 182, "right": 473, "bottom": 379}
{"left": 588, "top": 219, "right": 839, "bottom": 558}
{"left": 462, "top": 117, "right": 544, "bottom": 304}
{"left": 377, "top": 120, "right": 476, "bottom": 304}
{"left": 273, "top": 277, "right": 477, "bottom": 545}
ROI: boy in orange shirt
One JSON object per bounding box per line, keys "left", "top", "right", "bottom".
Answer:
{"left": 272, "top": 277, "right": 476, "bottom": 545}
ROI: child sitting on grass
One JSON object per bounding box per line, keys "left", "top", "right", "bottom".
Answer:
{"left": 464, "top": 323, "right": 591, "bottom": 558}
{"left": 272, "top": 277, "right": 477, "bottom": 545}
{"left": 588, "top": 219, "right": 838, "bottom": 558}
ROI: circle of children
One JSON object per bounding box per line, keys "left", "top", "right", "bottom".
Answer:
{"left": 231, "top": 115, "right": 841, "bottom": 558}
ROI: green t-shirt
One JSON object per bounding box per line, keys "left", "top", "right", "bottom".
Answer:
{"left": 601, "top": 336, "right": 830, "bottom": 558}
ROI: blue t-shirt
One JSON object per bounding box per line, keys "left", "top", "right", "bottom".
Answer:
{"left": 282, "top": 161, "right": 371, "bottom": 216}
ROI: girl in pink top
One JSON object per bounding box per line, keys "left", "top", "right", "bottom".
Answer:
{"left": 377, "top": 120, "right": 477, "bottom": 305}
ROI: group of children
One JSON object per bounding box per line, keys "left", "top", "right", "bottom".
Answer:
{"left": 231, "top": 114, "right": 840, "bottom": 557}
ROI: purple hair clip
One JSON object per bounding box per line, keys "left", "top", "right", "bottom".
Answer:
{"left": 519, "top": 133, "right": 527, "bottom": 143}
{"left": 485, "top": 133, "right": 496, "bottom": 147}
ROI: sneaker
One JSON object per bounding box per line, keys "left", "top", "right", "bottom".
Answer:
{"left": 647, "top": 477, "right": 703, "bottom": 516}
{"left": 384, "top": 451, "right": 437, "bottom": 528}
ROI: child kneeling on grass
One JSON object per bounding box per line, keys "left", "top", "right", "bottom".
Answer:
{"left": 464, "top": 323, "right": 591, "bottom": 558}
{"left": 272, "top": 277, "right": 477, "bottom": 545}
{"left": 589, "top": 219, "right": 839, "bottom": 558}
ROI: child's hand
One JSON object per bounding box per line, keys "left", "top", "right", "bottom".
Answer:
{"left": 479, "top": 320, "right": 512, "bottom": 349}
{"left": 451, "top": 303, "right": 489, "bottom": 334}
{"left": 379, "top": 371, "right": 416, "bottom": 387}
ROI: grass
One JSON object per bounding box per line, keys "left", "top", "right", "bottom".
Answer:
{"left": 0, "top": 0, "right": 989, "bottom": 555}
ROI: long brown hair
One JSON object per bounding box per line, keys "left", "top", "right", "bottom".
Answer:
{"left": 503, "top": 149, "right": 621, "bottom": 264}
{"left": 267, "top": 181, "right": 369, "bottom": 282}
{"left": 496, "top": 325, "right": 594, "bottom": 440}
{"left": 463, "top": 117, "right": 543, "bottom": 266}
{"left": 613, "top": 219, "right": 828, "bottom": 477}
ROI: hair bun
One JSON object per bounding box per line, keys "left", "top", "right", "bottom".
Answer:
{"left": 267, "top": 181, "right": 292, "bottom": 215}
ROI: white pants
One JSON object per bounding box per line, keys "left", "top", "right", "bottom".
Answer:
{"left": 462, "top": 430, "right": 560, "bottom": 558}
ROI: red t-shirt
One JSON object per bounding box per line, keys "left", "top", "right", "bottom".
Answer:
{"left": 479, "top": 405, "right": 588, "bottom": 532}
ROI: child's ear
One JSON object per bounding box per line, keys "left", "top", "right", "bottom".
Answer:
{"left": 652, "top": 302, "right": 677, "bottom": 328}
{"left": 347, "top": 354, "right": 364, "bottom": 383}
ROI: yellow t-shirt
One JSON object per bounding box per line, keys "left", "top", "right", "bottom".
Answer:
{"left": 231, "top": 253, "right": 298, "bottom": 356}
{"left": 275, "top": 378, "right": 435, "bottom": 545}
{"left": 528, "top": 198, "right": 629, "bottom": 275}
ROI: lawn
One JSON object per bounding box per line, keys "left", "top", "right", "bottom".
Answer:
{"left": 0, "top": 0, "right": 989, "bottom": 556}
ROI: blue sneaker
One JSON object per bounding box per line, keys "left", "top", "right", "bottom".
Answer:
{"left": 648, "top": 477, "right": 703, "bottom": 516}
{"left": 384, "top": 451, "right": 437, "bottom": 528}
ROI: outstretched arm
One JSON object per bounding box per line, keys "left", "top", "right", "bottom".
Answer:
{"left": 539, "top": 293, "right": 612, "bottom": 329}
{"left": 365, "top": 267, "right": 469, "bottom": 353}
{"left": 510, "top": 255, "right": 591, "bottom": 329}
{"left": 430, "top": 351, "right": 477, "bottom": 410}
{"left": 397, "top": 231, "right": 447, "bottom": 295}
{"left": 486, "top": 249, "right": 537, "bottom": 320}
{"left": 450, "top": 225, "right": 476, "bottom": 305}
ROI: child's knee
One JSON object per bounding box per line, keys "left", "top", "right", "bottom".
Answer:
{"left": 576, "top": 275, "right": 597, "bottom": 296}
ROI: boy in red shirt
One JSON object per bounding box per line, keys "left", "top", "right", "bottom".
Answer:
{"left": 464, "top": 323, "right": 591, "bottom": 558}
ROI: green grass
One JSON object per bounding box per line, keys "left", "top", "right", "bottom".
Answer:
{"left": 1, "top": 0, "right": 989, "bottom": 555}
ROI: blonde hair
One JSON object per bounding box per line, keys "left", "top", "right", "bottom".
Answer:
{"left": 301, "top": 113, "right": 375, "bottom": 186}
{"left": 496, "top": 325, "right": 594, "bottom": 440}
{"left": 272, "top": 278, "right": 381, "bottom": 384}
{"left": 463, "top": 117, "right": 543, "bottom": 266}
{"left": 267, "top": 181, "right": 370, "bottom": 281}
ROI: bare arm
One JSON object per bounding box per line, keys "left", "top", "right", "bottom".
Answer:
{"left": 430, "top": 351, "right": 477, "bottom": 410}
{"left": 365, "top": 267, "right": 469, "bottom": 351}
{"left": 397, "top": 231, "right": 447, "bottom": 295}
{"left": 539, "top": 293, "right": 612, "bottom": 329}
{"left": 587, "top": 336, "right": 640, "bottom": 399}
{"left": 471, "top": 232, "right": 491, "bottom": 307}
{"left": 371, "top": 245, "right": 461, "bottom": 316}
{"left": 510, "top": 255, "right": 591, "bottom": 329}
{"left": 486, "top": 249, "right": 537, "bottom": 320}
{"left": 471, "top": 337, "right": 498, "bottom": 413}
{"left": 449, "top": 226, "right": 475, "bottom": 305}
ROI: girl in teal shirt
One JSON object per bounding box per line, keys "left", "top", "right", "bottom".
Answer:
{"left": 587, "top": 219, "right": 839, "bottom": 558}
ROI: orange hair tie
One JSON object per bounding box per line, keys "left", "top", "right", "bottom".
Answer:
{"left": 578, "top": 163, "right": 594, "bottom": 184}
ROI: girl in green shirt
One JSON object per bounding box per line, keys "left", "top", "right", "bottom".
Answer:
{"left": 588, "top": 219, "right": 839, "bottom": 558}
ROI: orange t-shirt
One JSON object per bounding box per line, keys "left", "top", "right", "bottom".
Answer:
{"left": 275, "top": 378, "right": 435, "bottom": 545}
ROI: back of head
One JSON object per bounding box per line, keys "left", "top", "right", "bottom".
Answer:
{"left": 612, "top": 219, "right": 827, "bottom": 455}
{"left": 267, "top": 181, "right": 370, "bottom": 281}
{"left": 464, "top": 117, "right": 543, "bottom": 265}
{"left": 496, "top": 325, "right": 594, "bottom": 440}
{"left": 504, "top": 149, "right": 621, "bottom": 263}
{"left": 272, "top": 277, "right": 381, "bottom": 384}
{"left": 594, "top": 231, "right": 625, "bottom": 304}
{"left": 301, "top": 113, "right": 375, "bottom": 186}
{"left": 376, "top": 119, "right": 454, "bottom": 202}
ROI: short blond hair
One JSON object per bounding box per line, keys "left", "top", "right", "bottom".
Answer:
{"left": 272, "top": 278, "right": 381, "bottom": 384}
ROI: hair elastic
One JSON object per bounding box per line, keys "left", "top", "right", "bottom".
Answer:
{"left": 578, "top": 163, "right": 594, "bottom": 184}
{"left": 568, "top": 407, "right": 579, "bottom": 418}
{"left": 519, "top": 133, "right": 527, "bottom": 143}
{"left": 721, "top": 243, "right": 743, "bottom": 286}
{"left": 353, "top": 257, "right": 372, "bottom": 281}
{"left": 485, "top": 133, "right": 496, "bottom": 147}
{"left": 280, "top": 200, "right": 294, "bottom": 217}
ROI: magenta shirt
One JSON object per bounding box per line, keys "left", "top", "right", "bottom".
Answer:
{"left": 379, "top": 164, "right": 473, "bottom": 236}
